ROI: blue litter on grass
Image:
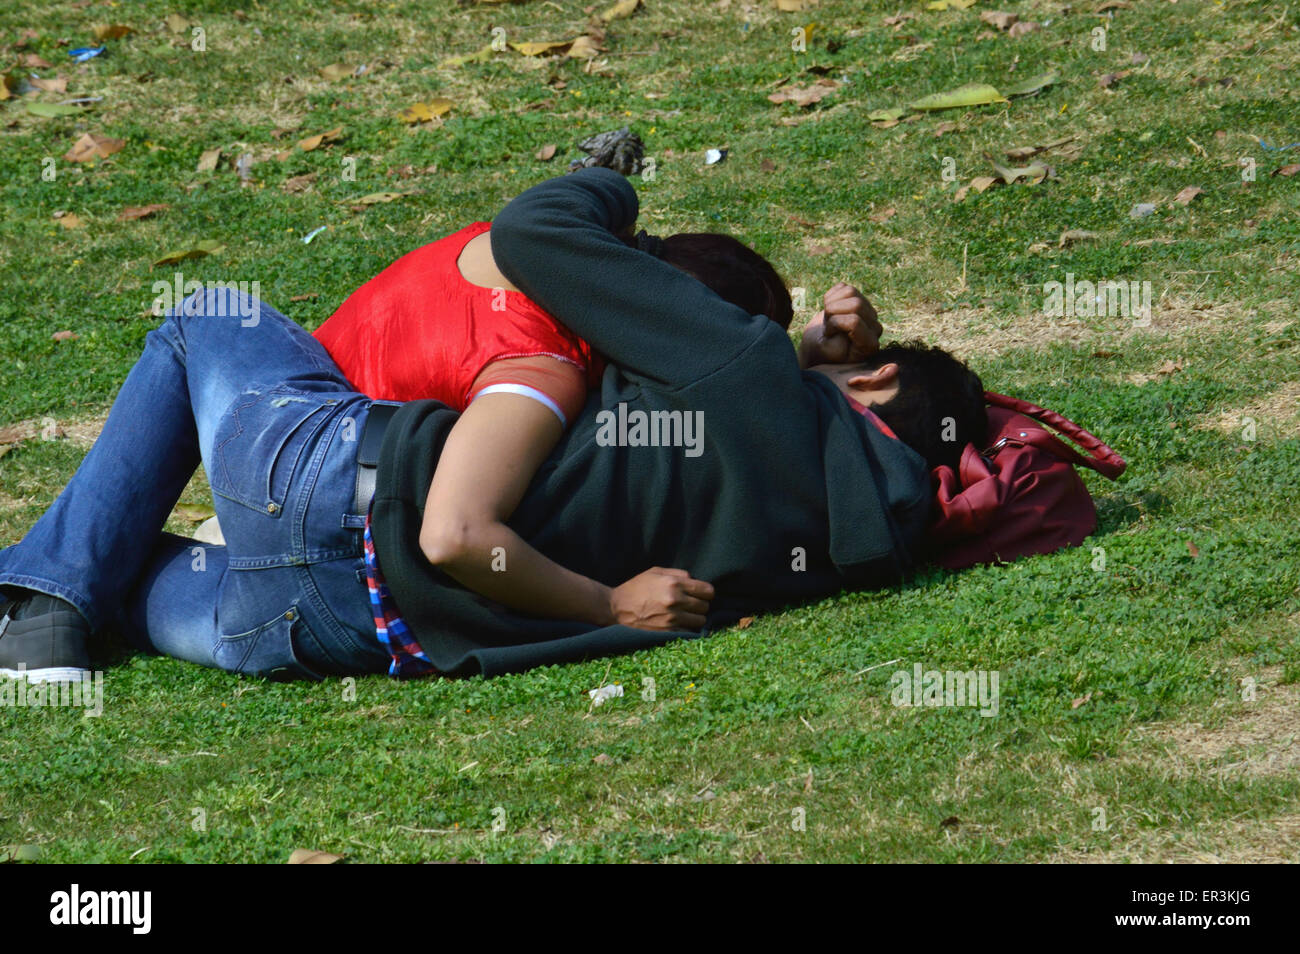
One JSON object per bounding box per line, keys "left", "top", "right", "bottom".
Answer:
{"left": 1258, "top": 140, "right": 1300, "bottom": 151}
{"left": 69, "top": 46, "right": 106, "bottom": 62}
{"left": 302, "top": 226, "right": 328, "bottom": 245}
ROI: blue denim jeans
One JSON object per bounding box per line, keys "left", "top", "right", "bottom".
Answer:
{"left": 0, "top": 287, "right": 392, "bottom": 680}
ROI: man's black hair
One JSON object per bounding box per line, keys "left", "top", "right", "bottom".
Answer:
{"left": 859, "top": 340, "right": 987, "bottom": 472}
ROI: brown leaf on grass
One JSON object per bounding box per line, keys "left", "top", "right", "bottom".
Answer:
{"left": 592, "top": 752, "right": 615, "bottom": 765}
{"left": 64, "top": 133, "right": 125, "bottom": 163}
{"left": 21, "top": 53, "right": 54, "bottom": 69}
{"left": 934, "top": 122, "right": 958, "bottom": 137}
{"left": 775, "top": 0, "right": 817, "bottom": 10}
{"left": 397, "top": 99, "right": 453, "bottom": 123}
{"left": 1007, "top": 21, "right": 1041, "bottom": 37}
{"left": 509, "top": 40, "right": 574, "bottom": 57}
{"left": 172, "top": 503, "right": 216, "bottom": 523}
{"left": 979, "top": 11, "right": 1019, "bottom": 30}
{"left": 760, "top": 158, "right": 777, "bottom": 172}
{"left": 1004, "top": 137, "right": 1075, "bottom": 160}
{"left": 153, "top": 239, "right": 224, "bottom": 267}
{"left": 1185, "top": 540, "right": 1199, "bottom": 558}
{"left": 1130, "top": 52, "right": 1149, "bottom": 65}
{"left": 30, "top": 75, "right": 68, "bottom": 93}
{"left": 297, "top": 127, "right": 343, "bottom": 151}
{"left": 883, "top": 12, "right": 916, "bottom": 27}
{"left": 196, "top": 147, "right": 222, "bottom": 172}
{"left": 1095, "top": 0, "right": 1131, "bottom": 9}
{"left": 805, "top": 242, "right": 834, "bottom": 256}
{"left": 954, "top": 176, "right": 999, "bottom": 202}
{"left": 767, "top": 79, "right": 839, "bottom": 107}
{"left": 1058, "top": 229, "right": 1101, "bottom": 247}
{"left": 92, "top": 24, "right": 133, "bottom": 40}
{"left": 1172, "top": 185, "right": 1204, "bottom": 205}
{"left": 868, "top": 207, "right": 897, "bottom": 224}
{"left": 281, "top": 172, "right": 318, "bottom": 193}
{"left": 56, "top": 213, "right": 85, "bottom": 230}
{"left": 535, "top": 143, "right": 557, "bottom": 161}
{"left": 735, "top": 616, "right": 756, "bottom": 629}
{"left": 600, "top": 0, "right": 642, "bottom": 23}
{"left": 1272, "top": 163, "right": 1300, "bottom": 177}
{"left": 52, "top": 330, "right": 79, "bottom": 341}
{"left": 567, "top": 35, "right": 605, "bottom": 59}
{"left": 287, "top": 849, "right": 342, "bottom": 864}
{"left": 118, "top": 203, "right": 168, "bottom": 221}
{"left": 289, "top": 292, "right": 319, "bottom": 301}
{"left": 1099, "top": 70, "right": 1130, "bottom": 88}
{"left": 1071, "top": 693, "right": 1093, "bottom": 709}
{"left": 318, "top": 63, "right": 355, "bottom": 81}
{"left": 165, "top": 13, "right": 193, "bottom": 34}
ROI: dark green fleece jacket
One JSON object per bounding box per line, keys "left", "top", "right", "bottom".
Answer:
{"left": 370, "top": 168, "right": 932, "bottom": 678}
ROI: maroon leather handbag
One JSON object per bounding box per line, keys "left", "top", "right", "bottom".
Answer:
{"left": 928, "top": 391, "right": 1127, "bottom": 569}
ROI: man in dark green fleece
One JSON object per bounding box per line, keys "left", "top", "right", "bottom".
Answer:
{"left": 369, "top": 167, "right": 988, "bottom": 677}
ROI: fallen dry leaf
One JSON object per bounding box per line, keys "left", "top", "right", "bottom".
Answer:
{"left": 1185, "top": 540, "right": 1199, "bottom": 558}
{"left": 118, "top": 203, "right": 168, "bottom": 221}
{"left": 1071, "top": 693, "right": 1093, "bottom": 709}
{"left": 601, "top": 0, "right": 642, "bottom": 23}
{"left": 1008, "top": 21, "right": 1041, "bottom": 37}
{"left": 52, "top": 330, "right": 79, "bottom": 341}
{"left": 1172, "top": 185, "right": 1204, "bottom": 205}
{"left": 509, "top": 40, "right": 574, "bottom": 57}
{"left": 297, "top": 127, "right": 343, "bottom": 151}
{"left": 56, "top": 213, "right": 85, "bottom": 230}
{"left": 775, "top": 0, "right": 817, "bottom": 10}
{"left": 1099, "top": 70, "right": 1131, "bottom": 88}
{"left": 92, "top": 24, "right": 133, "bottom": 40}
{"left": 535, "top": 143, "right": 557, "bottom": 161}
{"left": 281, "top": 172, "right": 318, "bottom": 193}
{"left": 592, "top": 753, "right": 615, "bottom": 765}
{"left": 980, "top": 10, "right": 1019, "bottom": 30}
{"left": 398, "top": 99, "right": 453, "bottom": 123}
{"left": 21, "top": 53, "right": 54, "bottom": 69}
{"left": 1058, "top": 229, "right": 1101, "bottom": 247}
{"left": 767, "top": 79, "right": 839, "bottom": 107}
{"left": 868, "top": 207, "right": 897, "bottom": 224}
{"left": 567, "top": 35, "right": 605, "bottom": 59}
{"left": 736, "top": 616, "right": 756, "bottom": 629}
{"left": 165, "top": 13, "right": 192, "bottom": 34}
{"left": 30, "top": 75, "right": 68, "bottom": 93}
{"left": 1271, "top": 163, "right": 1300, "bottom": 177}
{"left": 196, "top": 148, "right": 222, "bottom": 172}
{"left": 64, "top": 133, "right": 125, "bottom": 163}
{"left": 318, "top": 63, "right": 355, "bottom": 81}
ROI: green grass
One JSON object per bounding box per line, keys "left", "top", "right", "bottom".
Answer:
{"left": 1, "top": 0, "right": 1298, "bottom": 862}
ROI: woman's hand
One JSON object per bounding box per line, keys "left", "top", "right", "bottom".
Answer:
{"left": 609, "top": 567, "right": 714, "bottom": 632}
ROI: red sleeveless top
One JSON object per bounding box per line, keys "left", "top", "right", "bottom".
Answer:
{"left": 313, "top": 222, "right": 602, "bottom": 414}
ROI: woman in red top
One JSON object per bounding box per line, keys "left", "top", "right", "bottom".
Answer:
{"left": 309, "top": 217, "right": 810, "bottom": 629}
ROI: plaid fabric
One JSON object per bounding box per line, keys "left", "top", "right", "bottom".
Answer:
{"left": 363, "top": 507, "right": 437, "bottom": 679}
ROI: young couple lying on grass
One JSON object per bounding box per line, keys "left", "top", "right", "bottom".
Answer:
{"left": 0, "top": 168, "right": 986, "bottom": 683}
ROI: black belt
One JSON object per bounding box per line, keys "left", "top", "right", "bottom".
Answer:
{"left": 352, "top": 401, "right": 402, "bottom": 516}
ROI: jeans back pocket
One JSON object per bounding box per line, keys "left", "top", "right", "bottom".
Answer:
{"left": 212, "top": 387, "right": 335, "bottom": 517}
{"left": 212, "top": 607, "right": 323, "bottom": 681}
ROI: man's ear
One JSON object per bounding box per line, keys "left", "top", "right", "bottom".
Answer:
{"left": 846, "top": 362, "right": 898, "bottom": 391}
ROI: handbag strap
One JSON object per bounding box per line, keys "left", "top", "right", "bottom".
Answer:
{"left": 983, "top": 391, "right": 1127, "bottom": 479}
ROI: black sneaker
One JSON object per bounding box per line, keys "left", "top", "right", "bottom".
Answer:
{"left": 0, "top": 592, "right": 92, "bottom": 683}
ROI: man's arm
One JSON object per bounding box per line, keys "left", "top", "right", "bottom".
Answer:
{"left": 489, "top": 168, "right": 769, "bottom": 389}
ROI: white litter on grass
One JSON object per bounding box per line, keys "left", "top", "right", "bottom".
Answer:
{"left": 1129, "top": 203, "right": 1157, "bottom": 219}
{"left": 302, "top": 225, "right": 328, "bottom": 244}
{"left": 587, "top": 684, "right": 624, "bottom": 706}
{"left": 705, "top": 148, "right": 728, "bottom": 165}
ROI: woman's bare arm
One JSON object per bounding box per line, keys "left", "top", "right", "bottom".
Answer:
{"left": 419, "top": 392, "right": 714, "bottom": 631}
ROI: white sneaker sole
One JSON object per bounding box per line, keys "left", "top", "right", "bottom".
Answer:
{"left": 0, "top": 666, "right": 92, "bottom": 683}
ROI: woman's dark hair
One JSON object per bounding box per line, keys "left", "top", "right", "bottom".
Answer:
{"left": 859, "top": 340, "right": 987, "bottom": 472}
{"left": 628, "top": 231, "right": 794, "bottom": 329}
